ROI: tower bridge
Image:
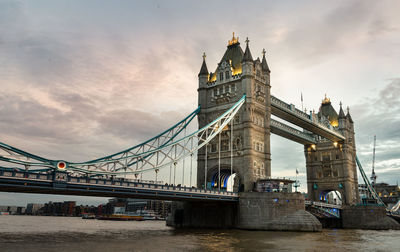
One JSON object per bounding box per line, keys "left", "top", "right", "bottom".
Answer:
{"left": 1, "top": 34, "right": 399, "bottom": 231}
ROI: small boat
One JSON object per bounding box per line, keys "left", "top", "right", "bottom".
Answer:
{"left": 82, "top": 214, "right": 96, "bottom": 219}
{"left": 96, "top": 214, "right": 144, "bottom": 221}
{"left": 135, "top": 210, "right": 164, "bottom": 220}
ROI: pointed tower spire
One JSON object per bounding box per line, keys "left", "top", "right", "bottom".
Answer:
{"left": 338, "top": 101, "right": 346, "bottom": 119}
{"left": 346, "top": 106, "right": 353, "bottom": 123}
{"left": 261, "top": 48, "right": 270, "bottom": 73}
{"left": 198, "top": 52, "right": 209, "bottom": 77}
{"left": 242, "top": 37, "right": 253, "bottom": 62}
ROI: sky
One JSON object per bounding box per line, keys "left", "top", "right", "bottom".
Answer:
{"left": 0, "top": 0, "right": 399, "bottom": 206}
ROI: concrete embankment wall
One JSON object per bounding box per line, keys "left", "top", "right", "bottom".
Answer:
{"left": 341, "top": 205, "right": 400, "bottom": 230}
{"left": 237, "top": 192, "right": 321, "bottom": 231}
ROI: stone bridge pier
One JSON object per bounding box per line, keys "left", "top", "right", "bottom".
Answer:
{"left": 167, "top": 192, "right": 321, "bottom": 232}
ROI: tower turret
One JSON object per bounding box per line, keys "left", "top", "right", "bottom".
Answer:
{"left": 261, "top": 48, "right": 271, "bottom": 86}
{"left": 338, "top": 102, "right": 346, "bottom": 129}
{"left": 241, "top": 37, "right": 254, "bottom": 77}
{"left": 261, "top": 49, "right": 270, "bottom": 74}
{"left": 198, "top": 53, "right": 209, "bottom": 109}
{"left": 346, "top": 106, "right": 355, "bottom": 146}
{"left": 198, "top": 52, "right": 209, "bottom": 84}
{"left": 346, "top": 106, "right": 353, "bottom": 124}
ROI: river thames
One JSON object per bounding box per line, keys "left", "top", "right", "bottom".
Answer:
{"left": 0, "top": 215, "right": 399, "bottom": 251}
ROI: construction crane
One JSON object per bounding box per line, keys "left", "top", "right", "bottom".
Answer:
{"left": 370, "top": 135, "right": 377, "bottom": 186}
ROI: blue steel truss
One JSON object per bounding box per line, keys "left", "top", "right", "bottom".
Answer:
{"left": 0, "top": 106, "right": 200, "bottom": 174}
{"left": 0, "top": 95, "right": 246, "bottom": 179}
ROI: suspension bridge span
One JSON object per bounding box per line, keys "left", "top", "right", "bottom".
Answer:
{"left": 1, "top": 35, "right": 399, "bottom": 231}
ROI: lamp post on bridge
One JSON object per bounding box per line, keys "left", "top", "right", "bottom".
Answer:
{"left": 294, "top": 168, "right": 300, "bottom": 192}
{"left": 155, "top": 169, "right": 159, "bottom": 184}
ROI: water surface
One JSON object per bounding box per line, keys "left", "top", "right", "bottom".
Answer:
{"left": 0, "top": 215, "right": 398, "bottom": 251}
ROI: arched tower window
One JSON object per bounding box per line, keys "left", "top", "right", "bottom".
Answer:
{"left": 219, "top": 72, "right": 224, "bottom": 81}
{"left": 225, "top": 71, "right": 230, "bottom": 80}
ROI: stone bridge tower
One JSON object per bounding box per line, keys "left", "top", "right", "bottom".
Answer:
{"left": 305, "top": 97, "right": 360, "bottom": 205}
{"left": 197, "top": 34, "right": 271, "bottom": 192}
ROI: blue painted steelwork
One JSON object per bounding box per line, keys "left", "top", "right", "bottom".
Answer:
{"left": 79, "top": 106, "right": 200, "bottom": 165}
{"left": 0, "top": 95, "right": 246, "bottom": 185}
{"left": 0, "top": 106, "right": 200, "bottom": 175}
{"left": 65, "top": 95, "right": 245, "bottom": 176}
{"left": 0, "top": 106, "right": 200, "bottom": 171}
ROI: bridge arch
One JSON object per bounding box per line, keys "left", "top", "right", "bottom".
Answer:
{"left": 319, "top": 190, "right": 343, "bottom": 205}
{"left": 207, "top": 164, "right": 241, "bottom": 192}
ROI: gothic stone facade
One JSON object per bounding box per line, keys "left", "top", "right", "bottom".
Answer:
{"left": 197, "top": 36, "right": 271, "bottom": 192}
{"left": 305, "top": 101, "right": 360, "bottom": 205}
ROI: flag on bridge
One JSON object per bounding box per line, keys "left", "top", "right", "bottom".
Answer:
{"left": 301, "top": 92, "right": 304, "bottom": 111}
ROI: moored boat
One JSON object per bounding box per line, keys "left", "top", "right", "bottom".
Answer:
{"left": 96, "top": 214, "right": 143, "bottom": 221}
{"left": 82, "top": 214, "right": 96, "bottom": 219}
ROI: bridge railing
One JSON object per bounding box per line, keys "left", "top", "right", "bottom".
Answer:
{"left": 271, "top": 96, "right": 311, "bottom": 120}
{"left": 305, "top": 200, "right": 343, "bottom": 209}
{"left": 305, "top": 200, "right": 341, "bottom": 218}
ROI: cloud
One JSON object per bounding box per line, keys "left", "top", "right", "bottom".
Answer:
{"left": 351, "top": 78, "right": 400, "bottom": 183}
{"left": 272, "top": 0, "right": 399, "bottom": 68}
{"left": 98, "top": 108, "right": 185, "bottom": 142}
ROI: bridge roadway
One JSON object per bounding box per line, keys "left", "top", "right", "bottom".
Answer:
{"left": 0, "top": 168, "right": 238, "bottom": 202}
{"left": 305, "top": 200, "right": 342, "bottom": 218}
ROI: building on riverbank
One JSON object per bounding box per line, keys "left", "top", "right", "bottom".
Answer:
{"left": 359, "top": 182, "right": 399, "bottom": 207}
{"left": 0, "top": 205, "right": 25, "bottom": 215}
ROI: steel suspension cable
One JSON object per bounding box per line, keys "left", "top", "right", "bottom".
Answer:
{"left": 218, "top": 131, "right": 221, "bottom": 192}
{"left": 190, "top": 137, "right": 193, "bottom": 187}
{"left": 182, "top": 127, "right": 186, "bottom": 186}
{"left": 230, "top": 120, "right": 233, "bottom": 191}
{"left": 204, "top": 130, "right": 208, "bottom": 190}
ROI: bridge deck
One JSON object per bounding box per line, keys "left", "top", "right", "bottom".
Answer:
{"left": 305, "top": 200, "right": 342, "bottom": 218}
{"left": 0, "top": 169, "right": 238, "bottom": 202}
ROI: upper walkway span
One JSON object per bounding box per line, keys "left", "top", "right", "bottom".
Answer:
{"left": 271, "top": 95, "right": 345, "bottom": 142}
{"left": 270, "top": 118, "right": 316, "bottom": 145}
